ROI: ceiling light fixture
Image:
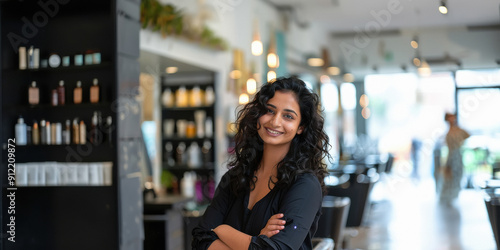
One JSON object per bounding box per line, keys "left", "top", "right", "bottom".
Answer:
{"left": 418, "top": 60, "right": 432, "bottom": 77}
{"left": 165, "top": 66, "right": 178, "bottom": 74}
{"left": 267, "top": 31, "right": 279, "bottom": 68}
{"left": 327, "top": 66, "right": 341, "bottom": 76}
{"left": 251, "top": 19, "right": 263, "bottom": 56}
{"left": 439, "top": 1, "right": 448, "bottom": 15}
{"left": 267, "top": 70, "right": 276, "bottom": 82}
{"left": 307, "top": 57, "right": 324, "bottom": 67}
{"left": 410, "top": 36, "right": 419, "bottom": 49}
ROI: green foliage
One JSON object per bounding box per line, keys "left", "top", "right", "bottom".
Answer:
{"left": 141, "top": 0, "right": 227, "bottom": 51}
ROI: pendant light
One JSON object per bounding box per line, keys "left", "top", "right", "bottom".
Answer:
{"left": 251, "top": 20, "right": 263, "bottom": 56}
{"left": 267, "top": 30, "right": 279, "bottom": 68}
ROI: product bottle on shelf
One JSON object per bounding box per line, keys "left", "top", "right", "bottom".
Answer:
{"left": 161, "top": 88, "right": 174, "bottom": 107}
{"left": 190, "top": 86, "right": 202, "bottom": 107}
{"left": 55, "top": 123, "right": 62, "bottom": 145}
{"left": 181, "top": 172, "right": 196, "bottom": 198}
{"left": 79, "top": 120, "right": 86, "bottom": 144}
{"left": 28, "top": 81, "right": 39, "bottom": 105}
{"left": 63, "top": 120, "right": 71, "bottom": 145}
{"left": 90, "top": 78, "right": 100, "bottom": 103}
{"left": 32, "top": 120, "right": 40, "bottom": 145}
{"left": 57, "top": 80, "right": 65, "bottom": 105}
{"left": 72, "top": 119, "right": 80, "bottom": 144}
{"left": 176, "top": 142, "right": 187, "bottom": 165}
{"left": 90, "top": 111, "right": 100, "bottom": 145}
{"left": 105, "top": 116, "right": 113, "bottom": 145}
{"left": 51, "top": 89, "right": 58, "bottom": 106}
{"left": 40, "top": 119, "right": 47, "bottom": 144}
{"left": 205, "top": 86, "right": 215, "bottom": 106}
{"left": 175, "top": 86, "right": 188, "bottom": 107}
{"left": 187, "top": 142, "right": 201, "bottom": 168}
{"left": 19, "top": 46, "right": 27, "bottom": 70}
{"left": 45, "top": 121, "right": 51, "bottom": 145}
{"left": 202, "top": 140, "right": 212, "bottom": 164}
{"left": 51, "top": 122, "right": 57, "bottom": 144}
{"left": 164, "top": 142, "right": 175, "bottom": 167}
{"left": 26, "top": 126, "right": 32, "bottom": 145}
{"left": 74, "top": 81, "right": 82, "bottom": 104}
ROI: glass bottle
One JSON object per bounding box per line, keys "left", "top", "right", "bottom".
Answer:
{"left": 74, "top": 81, "right": 82, "bottom": 104}
{"left": 57, "top": 80, "right": 65, "bottom": 105}
{"left": 28, "top": 81, "right": 39, "bottom": 105}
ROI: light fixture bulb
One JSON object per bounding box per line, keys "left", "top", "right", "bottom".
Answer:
{"left": 439, "top": 1, "right": 448, "bottom": 14}
{"left": 418, "top": 60, "right": 432, "bottom": 77}
{"left": 320, "top": 75, "right": 331, "bottom": 84}
{"left": 230, "top": 69, "right": 242, "bottom": 79}
{"left": 251, "top": 40, "right": 263, "bottom": 56}
{"left": 413, "top": 57, "right": 421, "bottom": 67}
{"left": 327, "top": 66, "right": 341, "bottom": 75}
{"left": 267, "top": 70, "right": 276, "bottom": 82}
{"left": 267, "top": 53, "right": 279, "bottom": 68}
{"left": 410, "top": 40, "right": 418, "bottom": 49}
{"left": 165, "top": 67, "right": 178, "bottom": 74}
{"left": 343, "top": 73, "right": 355, "bottom": 83}
{"left": 246, "top": 78, "right": 257, "bottom": 94}
{"left": 307, "top": 58, "right": 324, "bottom": 67}
{"left": 239, "top": 93, "right": 249, "bottom": 105}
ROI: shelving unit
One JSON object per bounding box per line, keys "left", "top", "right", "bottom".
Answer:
{"left": 160, "top": 72, "right": 216, "bottom": 204}
{"left": 0, "top": 1, "right": 142, "bottom": 250}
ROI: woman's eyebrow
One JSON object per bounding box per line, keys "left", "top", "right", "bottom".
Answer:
{"left": 266, "top": 103, "right": 298, "bottom": 116}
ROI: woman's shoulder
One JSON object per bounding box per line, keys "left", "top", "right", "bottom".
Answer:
{"left": 290, "top": 173, "right": 321, "bottom": 191}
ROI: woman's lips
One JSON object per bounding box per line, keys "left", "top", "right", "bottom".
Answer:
{"left": 265, "top": 127, "right": 283, "bottom": 136}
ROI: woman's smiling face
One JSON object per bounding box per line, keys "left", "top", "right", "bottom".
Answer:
{"left": 257, "top": 91, "right": 303, "bottom": 148}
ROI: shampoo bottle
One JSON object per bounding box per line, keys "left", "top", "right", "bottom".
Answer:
{"left": 15, "top": 116, "right": 27, "bottom": 145}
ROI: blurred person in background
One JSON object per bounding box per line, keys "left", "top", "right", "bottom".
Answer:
{"left": 439, "top": 113, "right": 470, "bottom": 204}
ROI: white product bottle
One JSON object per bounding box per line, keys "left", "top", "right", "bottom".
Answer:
{"left": 181, "top": 172, "right": 195, "bottom": 198}
{"left": 187, "top": 142, "right": 201, "bottom": 168}
{"left": 15, "top": 116, "right": 27, "bottom": 145}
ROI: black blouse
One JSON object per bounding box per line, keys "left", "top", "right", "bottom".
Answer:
{"left": 192, "top": 171, "right": 323, "bottom": 250}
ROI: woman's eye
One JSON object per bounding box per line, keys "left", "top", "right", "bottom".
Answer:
{"left": 285, "top": 114, "right": 294, "bottom": 119}
{"left": 267, "top": 109, "right": 274, "bottom": 114}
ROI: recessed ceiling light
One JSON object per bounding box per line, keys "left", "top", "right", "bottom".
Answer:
{"left": 165, "top": 67, "right": 178, "bottom": 74}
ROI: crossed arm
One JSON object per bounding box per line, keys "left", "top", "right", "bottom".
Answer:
{"left": 209, "top": 214, "right": 286, "bottom": 250}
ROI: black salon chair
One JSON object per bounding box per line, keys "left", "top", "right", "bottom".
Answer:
{"left": 315, "top": 196, "right": 351, "bottom": 250}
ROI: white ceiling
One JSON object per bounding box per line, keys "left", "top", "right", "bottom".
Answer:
{"left": 267, "top": 0, "right": 500, "bottom": 33}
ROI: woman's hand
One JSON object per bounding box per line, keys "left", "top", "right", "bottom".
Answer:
{"left": 259, "top": 213, "right": 286, "bottom": 238}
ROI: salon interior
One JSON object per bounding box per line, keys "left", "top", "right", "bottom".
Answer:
{"left": 1, "top": 0, "right": 500, "bottom": 249}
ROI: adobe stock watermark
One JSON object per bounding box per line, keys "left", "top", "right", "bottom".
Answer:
{"left": 339, "top": 0, "right": 406, "bottom": 62}
{"left": 7, "top": 0, "right": 69, "bottom": 52}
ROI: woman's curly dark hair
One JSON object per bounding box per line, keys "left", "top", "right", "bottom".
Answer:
{"left": 227, "top": 76, "right": 331, "bottom": 195}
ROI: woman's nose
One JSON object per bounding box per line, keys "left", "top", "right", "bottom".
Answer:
{"left": 270, "top": 114, "right": 281, "bottom": 127}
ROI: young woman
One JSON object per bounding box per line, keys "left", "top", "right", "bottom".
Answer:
{"left": 192, "top": 77, "right": 330, "bottom": 249}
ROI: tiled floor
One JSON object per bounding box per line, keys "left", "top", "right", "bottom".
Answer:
{"left": 346, "top": 175, "right": 496, "bottom": 250}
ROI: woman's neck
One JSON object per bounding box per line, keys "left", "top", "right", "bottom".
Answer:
{"left": 258, "top": 144, "right": 290, "bottom": 175}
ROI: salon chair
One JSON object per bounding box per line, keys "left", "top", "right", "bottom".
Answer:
{"left": 315, "top": 196, "right": 350, "bottom": 250}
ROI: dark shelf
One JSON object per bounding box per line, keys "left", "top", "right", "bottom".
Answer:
{"left": 2, "top": 62, "right": 112, "bottom": 74}
{"left": 5, "top": 102, "right": 111, "bottom": 114}
{"left": 12, "top": 185, "right": 114, "bottom": 189}
{"left": 5, "top": 143, "right": 114, "bottom": 163}
{"left": 162, "top": 137, "right": 214, "bottom": 142}
{"left": 163, "top": 163, "right": 214, "bottom": 172}
{"left": 162, "top": 106, "right": 214, "bottom": 112}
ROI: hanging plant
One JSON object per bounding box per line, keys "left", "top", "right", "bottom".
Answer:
{"left": 140, "top": 0, "right": 227, "bottom": 51}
